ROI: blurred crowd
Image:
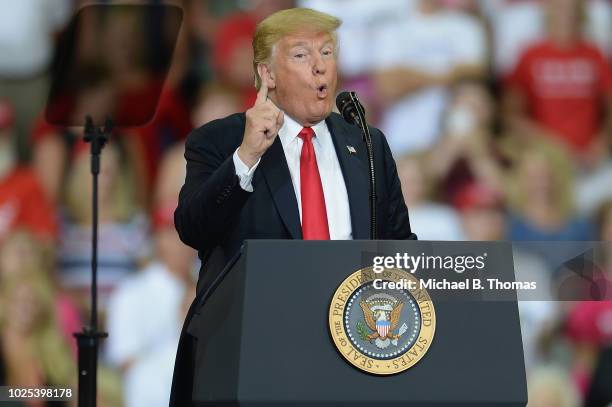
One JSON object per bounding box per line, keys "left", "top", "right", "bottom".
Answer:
{"left": 0, "top": 0, "right": 610, "bottom": 406}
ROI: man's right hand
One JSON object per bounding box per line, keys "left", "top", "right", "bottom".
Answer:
{"left": 238, "top": 77, "right": 284, "bottom": 168}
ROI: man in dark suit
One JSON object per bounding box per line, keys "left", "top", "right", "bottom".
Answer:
{"left": 170, "top": 8, "right": 416, "bottom": 405}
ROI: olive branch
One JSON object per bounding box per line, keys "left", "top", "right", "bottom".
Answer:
{"left": 356, "top": 320, "right": 369, "bottom": 341}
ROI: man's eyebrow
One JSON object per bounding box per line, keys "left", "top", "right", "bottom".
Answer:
{"left": 288, "top": 40, "right": 334, "bottom": 49}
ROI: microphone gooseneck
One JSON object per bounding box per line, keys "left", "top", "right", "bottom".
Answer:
{"left": 336, "top": 91, "right": 377, "bottom": 240}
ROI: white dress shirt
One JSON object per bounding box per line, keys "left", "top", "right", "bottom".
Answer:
{"left": 233, "top": 114, "right": 353, "bottom": 240}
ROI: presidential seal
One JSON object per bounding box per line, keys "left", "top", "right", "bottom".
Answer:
{"left": 328, "top": 267, "right": 436, "bottom": 375}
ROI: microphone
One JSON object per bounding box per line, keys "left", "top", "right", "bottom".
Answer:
{"left": 336, "top": 91, "right": 366, "bottom": 127}
{"left": 336, "top": 90, "right": 376, "bottom": 239}
{"left": 335, "top": 90, "right": 418, "bottom": 241}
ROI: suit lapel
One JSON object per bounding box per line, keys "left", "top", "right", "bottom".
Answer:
{"left": 326, "top": 114, "right": 370, "bottom": 240}
{"left": 260, "top": 136, "right": 302, "bottom": 239}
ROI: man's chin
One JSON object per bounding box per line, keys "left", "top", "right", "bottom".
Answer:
{"left": 283, "top": 101, "right": 333, "bottom": 126}
{"left": 306, "top": 106, "right": 333, "bottom": 126}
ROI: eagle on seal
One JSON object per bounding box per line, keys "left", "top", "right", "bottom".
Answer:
{"left": 359, "top": 300, "right": 404, "bottom": 341}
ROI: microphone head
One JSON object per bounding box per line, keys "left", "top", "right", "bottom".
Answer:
{"left": 336, "top": 91, "right": 364, "bottom": 125}
{"left": 335, "top": 91, "right": 351, "bottom": 112}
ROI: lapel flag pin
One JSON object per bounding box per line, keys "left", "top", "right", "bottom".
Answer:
{"left": 347, "top": 145, "right": 357, "bottom": 154}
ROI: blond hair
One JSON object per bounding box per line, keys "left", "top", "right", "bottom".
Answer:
{"left": 64, "top": 141, "right": 138, "bottom": 224}
{"left": 0, "top": 231, "right": 75, "bottom": 388}
{"left": 252, "top": 8, "right": 341, "bottom": 90}
{"left": 506, "top": 138, "right": 575, "bottom": 219}
{"left": 527, "top": 366, "right": 580, "bottom": 407}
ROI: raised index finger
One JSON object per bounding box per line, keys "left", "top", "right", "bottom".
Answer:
{"left": 255, "top": 75, "right": 268, "bottom": 105}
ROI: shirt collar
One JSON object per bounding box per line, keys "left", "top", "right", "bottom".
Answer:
{"left": 278, "top": 111, "right": 329, "bottom": 149}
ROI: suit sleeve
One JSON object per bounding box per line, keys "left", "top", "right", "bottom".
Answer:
{"left": 174, "top": 125, "right": 251, "bottom": 251}
{"left": 376, "top": 128, "right": 417, "bottom": 240}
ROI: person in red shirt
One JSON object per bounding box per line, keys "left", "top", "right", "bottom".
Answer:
{"left": 503, "top": 0, "right": 612, "bottom": 168}
{"left": 0, "top": 99, "right": 57, "bottom": 244}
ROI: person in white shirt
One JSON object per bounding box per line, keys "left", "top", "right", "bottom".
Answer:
{"left": 0, "top": 0, "right": 72, "bottom": 153}
{"left": 106, "top": 202, "right": 196, "bottom": 407}
{"left": 371, "top": 0, "right": 487, "bottom": 155}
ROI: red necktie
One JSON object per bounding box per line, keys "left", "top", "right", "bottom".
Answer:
{"left": 298, "top": 127, "right": 330, "bottom": 240}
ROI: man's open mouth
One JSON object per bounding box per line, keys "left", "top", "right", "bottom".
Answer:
{"left": 317, "top": 84, "right": 328, "bottom": 98}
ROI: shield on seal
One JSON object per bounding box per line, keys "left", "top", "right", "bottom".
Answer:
{"left": 376, "top": 320, "right": 390, "bottom": 338}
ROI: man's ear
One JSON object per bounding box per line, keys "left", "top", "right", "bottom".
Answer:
{"left": 257, "top": 64, "right": 276, "bottom": 89}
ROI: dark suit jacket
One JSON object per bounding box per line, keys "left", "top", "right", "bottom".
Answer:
{"left": 170, "top": 111, "right": 414, "bottom": 406}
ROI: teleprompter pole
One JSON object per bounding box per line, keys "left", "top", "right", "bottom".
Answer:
{"left": 73, "top": 116, "right": 112, "bottom": 407}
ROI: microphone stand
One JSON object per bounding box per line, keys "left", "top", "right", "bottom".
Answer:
{"left": 73, "top": 116, "right": 112, "bottom": 407}
{"left": 341, "top": 92, "right": 417, "bottom": 241}
{"left": 345, "top": 92, "right": 377, "bottom": 239}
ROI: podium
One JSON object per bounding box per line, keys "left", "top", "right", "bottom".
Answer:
{"left": 187, "top": 240, "right": 527, "bottom": 406}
